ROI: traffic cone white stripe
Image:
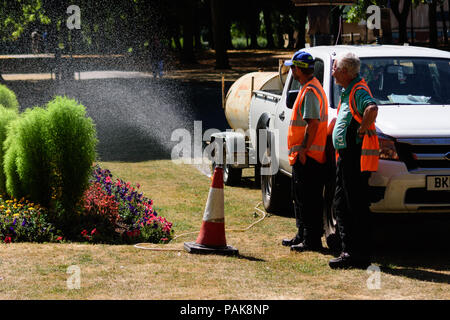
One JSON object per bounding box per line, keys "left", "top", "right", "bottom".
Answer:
{"left": 202, "top": 187, "right": 224, "bottom": 222}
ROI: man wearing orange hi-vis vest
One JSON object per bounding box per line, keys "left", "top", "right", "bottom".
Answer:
{"left": 281, "top": 51, "right": 328, "bottom": 253}
{"left": 329, "top": 52, "right": 379, "bottom": 269}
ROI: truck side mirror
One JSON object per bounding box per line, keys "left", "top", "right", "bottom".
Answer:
{"left": 286, "top": 90, "right": 298, "bottom": 109}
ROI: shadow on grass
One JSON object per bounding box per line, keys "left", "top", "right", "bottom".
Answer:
{"left": 237, "top": 176, "right": 261, "bottom": 190}
{"left": 234, "top": 253, "right": 266, "bottom": 262}
{"left": 379, "top": 266, "right": 450, "bottom": 285}
{"left": 368, "top": 212, "right": 450, "bottom": 283}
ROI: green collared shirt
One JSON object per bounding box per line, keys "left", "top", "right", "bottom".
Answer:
{"left": 332, "top": 76, "right": 376, "bottom": 149}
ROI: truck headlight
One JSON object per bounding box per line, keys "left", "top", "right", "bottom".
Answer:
{"left": 378, "top": 135, "right": 399, "bottom": 161}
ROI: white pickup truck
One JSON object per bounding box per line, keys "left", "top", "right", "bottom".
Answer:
{"left": 211, "top": 45, "right": 450, "bottom": 248}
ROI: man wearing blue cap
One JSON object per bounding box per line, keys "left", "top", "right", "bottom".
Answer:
{"left": 282, "top": 51, "right": 329, "bottom": 252}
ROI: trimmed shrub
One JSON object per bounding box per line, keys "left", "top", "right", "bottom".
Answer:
{"left": 45, "top": 96, "right": 97, "bottom": 213}
{"left": 7, "top": 107, "right": 53, "bottom": 205}
{"left": 0, "top": 108, "right": 19, "bottom": 194}
{"left": 0, "top": 84, "right": 19, "bottom": 112}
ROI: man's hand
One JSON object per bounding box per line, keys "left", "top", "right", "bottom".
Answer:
{"left": 359, "top": 103, "right": 378, "bottom": 137}
{"left": 298, "top": 147, "right": 307, "bottom": 165}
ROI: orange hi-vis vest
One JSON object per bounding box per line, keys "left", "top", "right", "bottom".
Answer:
{"left": 336, "top": 78, "right": 379, "bottom": 172}
{"left": 288, "top": 77, "right": 328, "bottom": 166}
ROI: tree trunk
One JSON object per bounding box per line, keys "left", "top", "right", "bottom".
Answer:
{"left": 330, "top": 6, "right": 342, "bottom": 45}
{"left": 439, "top": 1, "right": 448, "bottom": 45}
{"left": 380, "top": 8, "right": 393, "bottom": 44}
{"left": 210, "top": 0, "right": 230, "bottom": 69}
{"left": 248, "top": 0, "right": 259, "bottom": 49}
{"left": 181, "top": 0, "right": 196, "bottom": 63}
{"left": 294, "top": 7, "right": 307, "bottom": 49}
{"left": 225, "top": 15, "right": 233, "bottom": 49}
{"left": 429, "top": 0, "right": 438, "bottom": 48}
{"left": 194, "top": 7, "right": 202, "bottom": 50}
{"left": 391, "top": 0, "right": 411, "bottom": 44}
{"left": 263, "top": 7, "right": 275, "bottom": 48}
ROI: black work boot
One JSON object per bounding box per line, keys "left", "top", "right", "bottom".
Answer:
{"left": 329, "top": 252, "right": 370, "bottom": 269}
{"left": 281, "top": 234, "right": 303, "bottom": 247}
{"left": 290, "top": 240, "right": 323, "bottom": 253}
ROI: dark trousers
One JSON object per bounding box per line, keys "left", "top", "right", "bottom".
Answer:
{"left": 291, "top": 156, "right": 325, "bottom": 245}
{"left": 333, "top": 145, "right": 371, "bottom": 260}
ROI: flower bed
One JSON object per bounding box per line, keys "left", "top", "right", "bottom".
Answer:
{"left": 0, "top": 197, "right": 61, "bottom": 243}
{"left": 0, "top": 165, "right": 173, "bottom": 244}
{"left": 84, "top": 165, "right": 173, "bottom": 244}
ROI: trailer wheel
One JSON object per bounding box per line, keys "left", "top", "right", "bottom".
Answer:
{"left": 260, "top": 129, "right": 293, "bottom": 216}
{"left": 211, "top": 159, "right": 242, "bottom": 186}
{"left": 217, "top": 164, "right": 242, "bottom": 186}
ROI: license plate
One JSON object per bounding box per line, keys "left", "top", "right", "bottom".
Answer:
{"left": 426, "top": 176, "right": 450, "bottom": 191}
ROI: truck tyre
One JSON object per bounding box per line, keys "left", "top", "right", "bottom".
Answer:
{"left": 323, "top": 177, "right": 341, "bottom": 252}
{"left": 323, "top": 138, "right": 341, "bottom": 252}
{"left": 260, "top": 129, "right": 293, "bottom": 216}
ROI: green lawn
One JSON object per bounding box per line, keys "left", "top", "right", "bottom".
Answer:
{"left": 0, "top": 160, "right": 448, "bottom": 300}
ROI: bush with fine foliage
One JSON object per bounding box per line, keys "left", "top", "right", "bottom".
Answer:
{"left": 0, "top": 107, "right": 19, "bottom": 194}
{"left": 5, "top": 107, "right": 52, "bottom": 204}
{"left": 0, "top": 84, "right": 19, "bottom": 112}
{"left": 45, "top": 97, "right": 98, "bottom": 212}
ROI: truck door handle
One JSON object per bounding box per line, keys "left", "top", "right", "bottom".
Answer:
{"left": 279, "top": 111, "right": 285, "bottom": 121}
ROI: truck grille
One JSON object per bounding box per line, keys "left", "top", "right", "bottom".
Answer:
{"left": 396, "top": 138, "right": 450, "bottom": 170}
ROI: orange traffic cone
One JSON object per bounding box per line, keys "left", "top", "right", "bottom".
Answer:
{"left": 184, "top": 165, "right": 238, "bottom": 255}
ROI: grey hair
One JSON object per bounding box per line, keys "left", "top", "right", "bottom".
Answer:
{"left": 335, "top": 52, "right": 360, "bottom": 77}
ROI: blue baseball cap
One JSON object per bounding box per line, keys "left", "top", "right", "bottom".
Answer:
{"left": 284, "top": 51, "right": 315, "bottom": 68}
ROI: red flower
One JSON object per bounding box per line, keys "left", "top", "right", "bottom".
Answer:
{"left": 4, "top": 236, "right": 12, "bottom": 243}
{"left": 56, "top": 236, "right": 63, "bottom": 241}
{"left": 81, "top": 230, "right": 87, "bottom": 236}
{"left": 91, "top": 228, "right": 97, "bottom": 235}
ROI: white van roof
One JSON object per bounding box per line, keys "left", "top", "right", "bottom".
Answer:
{"left": 305, "top": 45, "right": 450, "bottom": 59}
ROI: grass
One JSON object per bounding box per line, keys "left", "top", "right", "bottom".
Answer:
{"left": 0, "top": 160, "right": 449, "bottom": 300}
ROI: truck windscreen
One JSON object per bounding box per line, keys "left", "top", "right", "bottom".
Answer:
{"left": 332, "top": 57, "right": 450, "bottom": 106}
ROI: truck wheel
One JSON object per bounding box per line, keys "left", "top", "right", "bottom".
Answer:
{"left": 323, "top": 178, "right": 341, "bottom": 252}
{"left": 323, "top": 140, "right": 341, "bottom": 252}
{"left": 260, "top": 130, "right": 293, "bottom": 216}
